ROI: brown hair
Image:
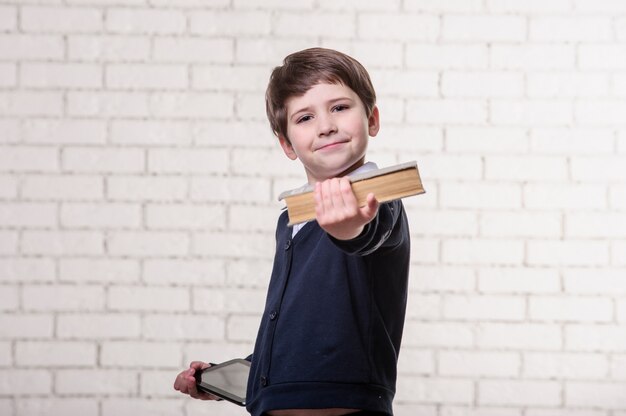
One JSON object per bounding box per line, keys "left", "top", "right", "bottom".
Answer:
{"left": 265, "top": 47, "right": 376, "bottom": 142}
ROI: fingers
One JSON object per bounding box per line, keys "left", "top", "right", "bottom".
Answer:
{"left": 173, "top": 362, "right": 217, "bottom": 401}
{"left": 315, "top": 177, "right": 358, "bottom": 220}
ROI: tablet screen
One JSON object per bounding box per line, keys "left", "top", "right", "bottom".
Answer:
{"left": 197, "top": 359, "right": 250, "bottom": 405}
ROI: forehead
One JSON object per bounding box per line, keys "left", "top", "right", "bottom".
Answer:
{"left": 285, "top": 82, "right": 359, "bottom": 111}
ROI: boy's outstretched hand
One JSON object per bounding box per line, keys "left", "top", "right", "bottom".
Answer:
{"left": 314, "top": 177, "right": 379, "bottom": 240}
{"left": 173, "top": 361, "right": 220, "bottom": 401}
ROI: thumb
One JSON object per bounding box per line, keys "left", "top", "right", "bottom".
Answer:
{"left": 360, "top": 193, "right": 379, "bottom": 220}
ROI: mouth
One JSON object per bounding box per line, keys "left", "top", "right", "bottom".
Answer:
{"left": 315, "top": 140, "right": 349, "bottom": 152}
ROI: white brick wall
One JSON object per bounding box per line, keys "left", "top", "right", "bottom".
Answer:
{"left": 1, "top": 1, "right": 626, "bottom": 415}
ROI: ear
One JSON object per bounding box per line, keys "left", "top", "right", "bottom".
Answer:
{"left": 368, "top": 106, "right": 380, "bottom": 137}
{"left": 278, "top": 136, "right": 298, "bottom": 160}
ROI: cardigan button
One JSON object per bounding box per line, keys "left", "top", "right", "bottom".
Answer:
{"left": 284, "top": 240, "right": 291, "bottom": 250}
{"left": 260, "top": 376, "right": 268, "bottom": 387}
{"left": 269, "top": 310, "right": 277, "bottom": 320}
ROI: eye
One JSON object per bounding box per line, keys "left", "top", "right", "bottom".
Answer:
{"left": 332, "top": 104, "right": 349, "bottom": 112}
{"left": 296, "top": 114, "right": 313, "bottom": 124}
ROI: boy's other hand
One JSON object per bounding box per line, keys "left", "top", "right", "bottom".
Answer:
{"left": 314, "top": 177, "right": 379, "bottom": 240}
{"left": 173, "top": 361, "right": 221, "bottom": 401}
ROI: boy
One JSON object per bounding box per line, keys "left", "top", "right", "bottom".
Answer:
{"left": 174, "top": 48, "right": 411, "bottom": 416}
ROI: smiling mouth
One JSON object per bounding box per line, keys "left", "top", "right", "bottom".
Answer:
{"left": 316, "top": 140, "right": 349, "bottom": 151}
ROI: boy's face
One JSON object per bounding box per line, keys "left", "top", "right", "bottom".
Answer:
{"left": 278, "top": 82, "right": 379, "bottom": 184}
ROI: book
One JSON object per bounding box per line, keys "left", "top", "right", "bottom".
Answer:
{"left": 278, "top": 161, "right": 425, "bottom": 225}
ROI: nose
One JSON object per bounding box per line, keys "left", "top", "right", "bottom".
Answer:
{"left": 317, "top": 113, "right": 337, "bottom": 137}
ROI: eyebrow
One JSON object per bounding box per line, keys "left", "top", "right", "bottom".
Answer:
{"left": 288, "top": 96, "right": 354, "bottom": 121}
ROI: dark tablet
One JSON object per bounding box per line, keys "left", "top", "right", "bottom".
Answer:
{"left": 194, "top": 358, "right": 251, "bottom": 406}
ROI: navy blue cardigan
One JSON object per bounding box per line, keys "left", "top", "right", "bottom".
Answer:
{"left": 246, "top": 200, "right": 410, "bottom": 416}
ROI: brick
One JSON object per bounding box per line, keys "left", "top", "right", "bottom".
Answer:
{"left": 22, "top": 175, "right": 103, "bottom": 200}
{"left": 192, "top": 65, "right": 269, "bottom": 92}
{"left": 576, "top": 100, "right": 626, "bottom": 125}
{"left": 226, "top": 315, "right": 261, "bottom": 342}
{"left": 154, "top": 37, "right": 233, "bottom": 63}
{"left": 68, "top": 35, "right": 150, "bottom": 61}
{"left": 144, "top": 258, "right": 225, "bottom": 285}
{"left": 479, "top": 380, "right": 561, "bottom": 406}
{"left": 409, "top": 238, "right": 440, "bottom": 264}
{"left": 486, "top": 0, "right": 572, "bottom": 12}
{"left": 481, "top": 212, "right": 561, "bottom": 238}
{"left": 492, "top": 45, "right": 576, "bottom": 70}
{"left": 140, "top": 370, "right": 180, "bottom": 397}
{"left": 407, "top": 99, "right": 487, "bottom": 124}
{"left": 611, "top": 185, "right": 626, "bottom": 209}
{"left": 193, "top": 231, "right": 274, "bottom": 259}
{"left": 566, "top": 382, "right": 626, "bottom": 409}
{"left": 0, "top": 34, "right": 64, "bottom": 60}
{"left": 108, "top": 231, "right": 189, "bottom": 256}
{"left": 0, "top": 92, "right": 63, "bottom": 116}
{"left": 21, "top": 6, "right": 102, "bottom": 33}
{"left": 108, "top": 285, "right": 189, "bottom": 311}
{"left": 618, "top": 74, "right": 626, "bottom": 97}
{"left": 530, "top": 16, "right": 612, "bottom": 41}
{"left": 146, "top": 203, "right": 226, "bottom": 230}
{"left": 23, "top": 285, "right": 104, "bottom": 312}
{"left": 184, "top": 342, "right": 253, "bottom": 365}
{"left": 374, "top": 126, "right": 443, "bottom": 152}
{"left": 479, "top": 267, "right": 560, "bottom": 294}
{"left": 407, "top": 209, "right": 477, "bottom": 237}
{"left": 232, "top": 148, "right": 302, "bottom": 177}
{"left": 446, "top": 127, "right": 528, "bottom": 153}
{"left": 0, "top": 342, "right": 10, "bottom": 366}
{"left": 0, "top": 119, "right": 19, "bottom": 144}
{"left": 335, "top": 41, "right": 404, "bottom": 70}
{"left": 102, "top": 399, "right": 182, "bottom": 416}
{"left": 530, "top": 127, "right": 614, "bottom": 154}
{"left": 143, "top": 314, "right": 225, "bottom": 340}
{"left": 396, "top": 376, "right": 474, "bottom": 404}
{"left": 226, "top": 258, "right": 273, "bottom": 288}
{"left": 190, "top": 11, "right": 271, "bottom": 36}
{"left": 439, "top": 351, "right": 520, "bottom": 377}
{"left": 0, "top": 203, "right": 56, "bottom": 227}
{"left": 525, "top": 352, "right": 608, "bottom": 379}
{"left": 107, "top": 175, "right": 186, "bottom": 202}
{"left": 528, "top": 72, "right": 609, "bottom": 98}
{"left": 16, "top": 341, "right": 96, "bottom": 366}
{"left": 476, "top": 323, "right": 562, "bottom": 350}
{"left": 443, "top": 72, "right": 524, "bottom": 98}
{"left": 359, "top": 14, "right": 439, "bottom": 41}
{"left": 21, "top": 63, "right": 101, "bottom": 89}
{"left": 524, "top": 183, "right": 606, "bottom": 209}
{"left": 567, "top": 213, "right": 626, "bottom": 238}
{"left": 397, "top": 348, "right": 435, "bottom": 375}
{"left": 57, "top": 314, "right": 141, "bottom": 339}
{"left": 319, "top": 0, "right": 399, "bottom": 10}
{"left": 111, "top": 120, "right": 192, "bottom": 145}
{"left": 612, "top": 355, "right": 626, "bottom": 380}
{"left": 106, "top": 8, "right": 185, "bottom": 34}
{"left": 0, "top": 258, "right": 55, "bottom": 283}
{"left": 0, "top": 314, "right": 53, "bottom": 338}
{"left": 236, "top": 38, "right": 315, "bottom": 65}
{"left": 528, "top": 240, "right": 609, "bottom": 267}
{"left": 405, "top": 294, "right": 440, "bottom": 320}
{"left": 0, "top": 147, "right": 58, "bottom": 173}
{"left": 15, "top": 399, "right": 97, "bottom": 416}
{"left": 61, "top": 202, "right": 141, "bottom": 228}
{"left": 229, "top": 205, "right": 281, "bottom": 232}
{"left": 235, "top": 0, "right": 314, "bottom": 9}
{"left": 444, "top": 294, "right": 526, "bottom": 321}
{"left": 566, "top": 325, "right": 626, "bottom": 351}
{"left": 530, "top": 296, "right": 613, "bottom": 322}
{"left": 0, "top": 5, "right": 16, "bottom": 30}
{"left": 0, "top": 176, "right": 17, "bottom": 198}
{"left": 406, "top": 44, "right": 488, "bottom": 70}
{"left": 619, "top": 300, "right": 626, "bottom": 322}
{"left": 275, "top": 11, "right": 355, "bottom": 38}
{"left": 0, "top": 232, "right": 18, "bottom": 255}
{"left": 235, "top": 92, "right": 269, "bottom": 121}
{"left": 59, "top": 258, "right": 138, "bottom": 284}
{"left": 56, "top": 369, "right": 137, "bottom": 394}
{"left": 370, "top": 70, "right": 438, "bottom": 97}
{"left": 443, "top": 15, "right": 526, "bottom": 42}
{"left": 194, "top": 120, "right": 274, "bottom": 147}
{"left": 23, "top": 119, "right": 107, "bottom": 145}
{"left": 487, "top": 155, "right": 568, "bottom": 181}
{"left": 151, "top": 0, "right": 229, "bottom": 6}
{"left": 574, "top": 156, "right": 626, "bottom": 181}
{"left": 63, "top": 148, "right": 144, "bottom": 174}
{"left": 150, "top": 92, "right": 235, "bottom": 119}
{"left": 442, "top": 182, "right": 522, "bottom": 209}
{"left": 618, "top": 18, "right": 626, "bottom": 41}
{"left": 443, "top": 239, "right": 524, "bottom": 266}
{"left": 148, "top": 148, "right": 229, "bottom": 174}
{"left": 0, "top": 286, "right": 18, "bottom": 311}
{"left": 403, "top": 322, "right": 474, "bottom": 348}
{"left": 395, "top": 404, "right": 437, "bottom": 416}
{"left": 0, "top": 63, "right": 16, "bottom": 87}
{"left": 101, "top": 341, "right": 181, "bottom": 368}
{"left": 580, "top": 45, "right": 626, "bottom": 69}
{"left": 0, "top": 370, "right": 51, "bottom": 395}
{"left": 191, "top": 176, "right": 270, "bottom": 203}
{"left": 614, "top": 242, "right": 626, "bottom": 266}
{"left": 106, "top": 64, "right": 187, "bottom": 90}
{"left": 67, "top": 91, "right": 149, "bottom": 117}
{"left": 565, "top": 269, "right": 626, "bottom": 295}
{"left": 22, "top": 231, "right": 103, "bottom": 255}
{"left": 440, "top": 407, "right": 521, "bottom": 416}
{"left": 491, "top": 100, "right": 573, "bottom": 126}
{"left": 405, "top": 0, "right": 483, "bottom": 12}
{"left": 409, "top": 266, "right": 475, "bottom": 293}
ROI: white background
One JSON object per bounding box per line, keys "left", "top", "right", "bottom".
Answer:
{"left": 1, "top": 0, "right": 626, "bottom": 415}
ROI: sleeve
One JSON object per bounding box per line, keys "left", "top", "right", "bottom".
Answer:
{"left": 328, "top": 199, "right": 408, "bottom": 256}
